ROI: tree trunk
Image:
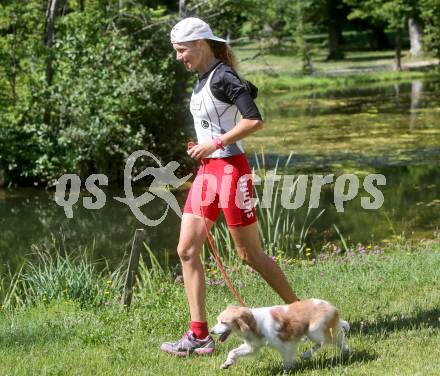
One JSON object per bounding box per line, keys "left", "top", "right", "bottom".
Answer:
{"left": 61, "top": 0, "right": 69, "bottom": 15}
{"left": 10, "top": 13, "right": 18, "bottom": 104}
{"left": 394, "top": 28, "right": 402, "bottom": 71}
{"left": 44, "top": 0, "right": 58, "bottom": 87}
{"left": 327, "top": 22, "right": 343, "bottom": 60}
{"left": 371, "top": 25, "right": 391, "bottom": 50}
{"left": 408, "top": 18, "right": 423, "bottom": 56}
{"left": 44, "top": 0, "right": 58, "bottom": 127}
{"left": 179, "top": 0, "right": 187, "bottom": 18}
{"left": 302, "top": 41, "right": 313, "bottom": 75}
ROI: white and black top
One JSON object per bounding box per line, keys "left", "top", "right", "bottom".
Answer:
{"left": 189, "top": 61, "right": 262, "bottom": 158}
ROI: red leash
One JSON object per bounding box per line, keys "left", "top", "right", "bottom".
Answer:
{"left": 189, "top": 140, "right": 246, "bottom": 306}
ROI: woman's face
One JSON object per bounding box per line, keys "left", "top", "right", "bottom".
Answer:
{"left": 173, "top": 41, "right": 203, "bottom": 71}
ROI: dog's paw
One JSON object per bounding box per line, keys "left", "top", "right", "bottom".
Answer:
{"left": 220, "top": 362, "right": 231, "bottom": 369}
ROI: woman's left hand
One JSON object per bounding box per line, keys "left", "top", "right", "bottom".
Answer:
{"left": 187, "top": 141, "right": 217, "bottom": 160}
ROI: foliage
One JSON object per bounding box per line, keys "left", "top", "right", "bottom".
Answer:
{"left": 420, "top": 0, "right": 440, "bottom": 60}
{"left": 343, "top": 0, "right": 415, "bottom": 30}
{"left": 0, "top": 0, "right": 191, "bottom": 186}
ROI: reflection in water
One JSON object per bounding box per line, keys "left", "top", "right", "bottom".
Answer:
{"left": 410, "top": 80, "right": 423, "bottom": 130}
{"left": 254, "top": 79, "right": 440, "bottom": 168}
{"left": 393, "top": 82, "right": 401, "bottom": 105}
{"left": 0, "top": 80, "right": 439, "bottom": 270}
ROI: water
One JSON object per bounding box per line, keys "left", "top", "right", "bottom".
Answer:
{"left": 1, "top": 79, "right": 439, "bottom": 270}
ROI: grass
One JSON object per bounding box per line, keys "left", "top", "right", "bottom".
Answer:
{"left": 0, "top": 236, "right": 439, "bottom": 375}
{"left": 247, "top": 70, "right": 440, "bottom": 94}
{"left": 233, "top": 41, "right": 440, "bottom": 93}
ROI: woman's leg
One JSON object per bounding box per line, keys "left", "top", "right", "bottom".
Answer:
{"left": 229, "top": 222, "right": 300, "bottom": 303}
{"left": 177, "top": 213, "right": 215, "bottom": 322}
{"left": 161, "top": 213, "right": 216, "bottom": 355}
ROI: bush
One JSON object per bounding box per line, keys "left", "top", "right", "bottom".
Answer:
{"left": 0, "top": 2, "right": 192, "bottom": 186}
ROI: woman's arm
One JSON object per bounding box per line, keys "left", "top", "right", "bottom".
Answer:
{"left": 220, "top": 118, "right": 263, "bottom": 146}
{"left": 187, "top": 118, "right": 263, "bottom": 160}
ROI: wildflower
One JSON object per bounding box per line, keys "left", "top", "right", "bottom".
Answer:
{"left": 367, "top": 245, "right": 372, "bottom": 250}
{"left": 320, "top": 272, "right": 325, "bottom": 277}
{"left": 104, "top": 291, "right": 110, "bottom": 295}
{"left": 106, "top": 280, "right": 112, "bottom": 285}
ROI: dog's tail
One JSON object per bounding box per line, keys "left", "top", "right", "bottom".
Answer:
{"left": 339, "top": 320, "right": 350, "bottom": 333}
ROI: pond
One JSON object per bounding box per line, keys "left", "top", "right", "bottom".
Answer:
{"left": 1, "top": 79, "right": 439, "bottom": 271}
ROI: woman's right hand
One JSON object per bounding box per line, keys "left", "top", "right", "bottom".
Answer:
{"left": 187, "top": 141, "right": 196, "bottom": 150}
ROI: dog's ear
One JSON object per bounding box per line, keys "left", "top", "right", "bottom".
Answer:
{"left": 234, "top": 318, "right": 250, "bottom": 332}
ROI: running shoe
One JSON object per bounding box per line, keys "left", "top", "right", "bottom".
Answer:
{"left": 160, "top": 330, "right": 215, "bottom": 356}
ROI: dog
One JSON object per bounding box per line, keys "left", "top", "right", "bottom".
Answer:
{"left": 210, "top": 299, "right": 350, "bottom": 370}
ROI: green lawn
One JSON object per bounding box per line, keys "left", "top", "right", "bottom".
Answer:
{"left": 233, "top": 42, "right": 440, "bottom": 93}
{"left": 1, "top": 239, "right": 439, "bottom": 375}
{"left": 235, "top": 41, "right": 439, "bottom": 76}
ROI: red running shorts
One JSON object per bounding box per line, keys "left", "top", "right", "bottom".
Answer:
{"left": 183, "top": 154, "right": 257, "bottom": 228}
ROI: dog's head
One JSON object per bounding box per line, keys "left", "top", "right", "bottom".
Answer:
{"left": 210, "top": 305, "right": 258, "bottom": 342}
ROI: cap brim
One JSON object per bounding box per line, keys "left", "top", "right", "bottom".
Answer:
{"left": 208, "top": 36, "right": 227, "bottom": 43}
{"left": 171, "top": 35, "right": 227, "bottom": 44}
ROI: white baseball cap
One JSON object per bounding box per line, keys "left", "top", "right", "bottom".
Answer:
{"left": 170, "top": 17, "right": 226, "bottom": 44}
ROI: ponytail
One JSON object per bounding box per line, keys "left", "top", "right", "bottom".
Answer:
{"left": 207, "top": 40, "right": 238, "bottom": 70}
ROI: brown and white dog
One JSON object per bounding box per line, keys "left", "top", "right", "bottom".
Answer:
{"left": 210, "top": 299, "right": 350, "bottom": 370}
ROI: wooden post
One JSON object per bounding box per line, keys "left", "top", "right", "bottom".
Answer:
{"left": 121, "top": 229, "right": 145, "bottom": 308}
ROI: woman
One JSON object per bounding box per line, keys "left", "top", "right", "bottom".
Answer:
{"left": 161, "top": 17, "right": 300, "bottom": 356}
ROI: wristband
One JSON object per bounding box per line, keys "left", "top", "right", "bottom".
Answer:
{"left": 212, "top": 137, "right": 225, "bottom": 151}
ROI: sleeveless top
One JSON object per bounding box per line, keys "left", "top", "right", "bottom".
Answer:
{"left": 189, "top": 64, "right": 244, "bottom": 159}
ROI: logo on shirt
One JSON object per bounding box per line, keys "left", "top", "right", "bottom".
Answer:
{"left": 201, "top": 120, "right": 210, "bottom": 129}
{"left": 190, "top": 97, "right": 202, "bottom": 111}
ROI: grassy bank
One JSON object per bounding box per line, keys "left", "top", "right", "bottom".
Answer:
{"left": 0, "top": 236, "right": 439, "bottom": 375}
{"left": 247, "top": 69, "right": 440, "bottom": 94}
{"left": 234, "top": 43, "right": 440, "bottom": 93}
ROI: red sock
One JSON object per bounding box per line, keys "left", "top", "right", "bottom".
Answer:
{"left": 190, "top": 321, "right": 209, "bottom": 339}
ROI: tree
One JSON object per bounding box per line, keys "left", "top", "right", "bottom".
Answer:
{"left": 292, "top": 1, "right": 314, "bottom": 73}
{"left": 344, "top": 0, "right": 415, "bottom": 70}
{"left": 309, "top": 0, "right": 350, "bottom": 60}
{"left": 190, "top": 0, "right": 267, "bottom": 41}
{"left": 420, "top": 0, "right": 440, "bottom": 61}
{"left": 0, "top": 0, "right": 192, "bottom": 185}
